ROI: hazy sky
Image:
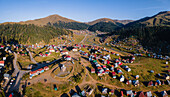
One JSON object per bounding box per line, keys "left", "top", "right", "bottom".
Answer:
{"left": 0, "top": 0, "right": 170, "bottom": 23}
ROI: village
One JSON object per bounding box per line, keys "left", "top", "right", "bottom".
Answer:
{"left": 0, "top": 31, "right": 170, "bottom": 97}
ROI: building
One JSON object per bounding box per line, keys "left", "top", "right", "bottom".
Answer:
{"left": 49, "top": 48, "right": 55, "bottom": 52}
{"left": 4, "top": 73, "right": 10, "bottom": 80}
{"left": 0, "top": 61, "right": 5, "bottom": 67}
{"left": 91, "top": 68, "right": 95, "bottom": 73}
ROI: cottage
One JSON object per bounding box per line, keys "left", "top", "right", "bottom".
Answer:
{"left": 72, "top": 48, "right": 78, "bottom": 52}
{"left": 3, "top": 57, "right": 6, "bottom": 61}
{"left": 61, "top": 51, "right": 68, "bottom": 55}
{"left": 160, "top": 91, "right": 168, "bottom": 97}
{"left": 164, "top": 74, "right": 169, "bottom": 80}
{"left": 156, "top": 80, "right": 161, "bottom": 85}
{"left": 110, "top": 65, "right": 114, "bottom": 71}
{"left": 133, "top": 80, "right": 139, "bottom": 86}
{"left": 126, "top": 79, "right": 132, "bottom": 85}
{"left": 112, "top": 72, "right": 116, "bottom": 79}
{"left": 65, "top": 55, "right": 71, "bottom": 61}
{"left": 102, "top": 88, "right": 108, "bottom": 94}
{"left": 109, "top": 89, "right": 114, "bottom": 95}
{"left": 135, "top": 75, "right": 139, "bottom": 79}
{"left": 145, "top": 91, "right": 152, "bottom": 97}
{"left": 148, "top": 81, "right": 153, "bottom": 87}
{"left": 139, "top": 91, "right": 145, "bottom": 97}
{"left": 120, "top": 75, "right": 125, "bottom": 82}
{"left": 91, "top": 68, "right": 95, "bottom": 73}
{"left": 44, "top": 66, "right": 49, "bottom": 71}
{"left": 117, "top": 69, "right": 123, "bottom": 74}
{"left": 126, "top": 90, "right": 134, "bottom": 96}
{"left": 114, "top": 63, "right": 118, "bottom": 68}
{"left": 105, "top": 68, "right": 110, "bottom": 74}
{"left": 0, "top": 61, "right": 5, "bottom": 67}
{"left": 126, "top": 68, "right": 131, "bottom": 72}
{"left": 4, "top": 73, "right": 10, "bottom": 80}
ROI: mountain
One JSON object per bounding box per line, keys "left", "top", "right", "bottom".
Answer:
{"left": 125, "top": 11, "right": 170, "bottom": 27}
{"left": 87, "top": 18, "right": 133, "bottom": 25}
{"left": 19, "top": 14, "right": 80, "bottom": 26}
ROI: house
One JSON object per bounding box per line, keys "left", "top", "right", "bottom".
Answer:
{"left": 86, "top": 88, "right": 93, "bottom": 95}
{"left": 133, "top": 80, "right": 139, "bottom": 86}
{"left": 72, "top": 93, "right": 81, "bottom": 97}
{"left": 114, "top": 63, "right": 118, "bottom": 68}
{"left": 135, "top": 75, "right": 139, "bottom": 79}
{"left": 65, "top": 56, "right": 71, "bottom": 61}
{"left": 72, "top": 48, "right": 78, "bottom": 51}
{"left": 37, "top": 68, "right": 44, "bottom": 74}
{"left": 91, "top": 68, "right": 95, "bottom": 73}
{"left": 147, "top": 81, "right": 153, "bottom": 87}
{"left": 112, "top": 72, "right": 116, "bottom": 79}
{"left": 0, "top": 61, "right": 5, "bottom": 67}
{"left": 3, "top": 57, "right": 6, "bottom": 61}
{"left": 120, "top": 75, "right": 125, "bottom": 82}
{"left": 156, "top": 80, "right": 161, "bottom": 85}
{"left": 126, "top": 90, "right": 134, "bottom": 96}
{"left": 105, "top": 68, "right": 110, "bottom": 74}
{"left": 160, "top": 91, "right": 168, "bottom": 97}
{"left": 109, "top": 89, "right": 114, "bottom": 95}
{"left": 139, "top": 91, "right": 145, "bottom": 97}
{"left": 145, "top": 91, "right": 152, "bottom": 97}
{"left": 110, "top": 65, "right": 114, "bottom": 71}
{"left": 61, "top": 51, "right": 68, "bottom": 55}
{"left": 166, "top": 80, "right": 170, "bottom": 85}
{"left": 117, "top": 69, "right": 123, "bottom": 74}
{"left": 164, "top": 74, "right": 169, "bottom": 80}
{"left": 102, "top": 88, "right": 108, "bottom": 94}
{"left": 126, "top": 79, "right": 132, "bottom": 85}
{"left": 4, "top": 73, "right": 10, "bottom": 80}
{"left": 126, "top": 68, "right": 131, "bottom": 72}
{"left": 44, "top": 66, "right": 49, "bottom": 70}
{"left": 30, "top": 71, "right": 38, "bottom": 78}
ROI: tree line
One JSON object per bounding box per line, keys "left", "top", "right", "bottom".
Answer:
{"left": 0, "top": 24, "right": 72, "bottom": 44}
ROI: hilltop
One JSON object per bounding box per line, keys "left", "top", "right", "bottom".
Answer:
{"left": 125, "top": 11, "right": 170, "bottom": 27}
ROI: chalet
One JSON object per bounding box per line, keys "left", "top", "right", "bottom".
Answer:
{"left": 118, "top": 62, "right": 122, "bottom": 66}
{"left": 126, "top": 90, "right": 134, "bottom": 96}
{"left": 126, "top": 68, "right": 131, "bottom": 72}
{"left": 61, "top": 51, "right": 68, "bottom": 55}
{"left": 102, "top": 65, "right": 106, "bottom": 69}
{"left": 135, "top": 75, "right": 139, "bottom": 79}
{"left": 147, "top": 81, "right": 153, "bottom": 87}
{"left": 166, "top": 80, "right": 170, "bottom": 85}
{"left": 0, "top": 61, "right": 5, "bottom": 67}
{"left": 3, "top": 57, "right": 6, "bottom": 61}
{"left": 126, "top": 79, "right": 132, "bottom": 85}
{"left": 102, "top": 88, "right": 108, "bottom": 94}
{"left": 4, "top": 73, "right": 10, "bottom": 80}
{"left": 72, "top": 48, "right": 78, "bottom": 51}
{"left": 164, "top": 74, "right": 169, "bottom": 80}
{"left": 105, "top": 68, "right": 110, "bottom": 74}
{"left": 44, "top": 66, "right": 49, "bottom": 71}
{"left": 64, "top": 55, "right": 71, "bottom": 61}
{"left": 145, "top": 91, "right": 152, "bottom": 97}
{"left": 109, "top": 89, "right": 114, "bottom": 95}
{"left": 155, "top": 82, "right": 158, "bottom": 86}
{"left": 114, "top": 63, "right": 118, "bottom": 68}
{"left": 37, "top": 68, "right": 44, "bottom": 74}
{"left": 0, "top": 45, "right": 4, "bottom": 49}
{"left": 133, "top": 80, "right": 139, "bottom": 86}
{"left": 156, "top": 80, "right": 161, "bottom": 85}
{"left": 112, "top": 72, "right": 116, "bottom": 79}
{"left": 120, "top": 75, "right": 125, "bottom": 82}
{"left": 91, "top": 68, "right": 95, "bottom": 73}
{"left": 160, "top": 91, "right": 168, "bottom": 97}
{"left": 110, "top": 65, "right": 114, "bottom": 71}
{"left": 162, "top": 81, "right": 165, "bottom": 85}
{"left": 139, "top": 91, "right": 145, "bottom": 97}
{"left": 97, "top": 72, "right": 102, "bottom": 76}
{"left": 117, "top": 69, "right": 123, "bottom": 74}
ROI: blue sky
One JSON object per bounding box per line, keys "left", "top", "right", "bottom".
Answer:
{"left": 0, "top": 0, "right": 169, "bottom": 23}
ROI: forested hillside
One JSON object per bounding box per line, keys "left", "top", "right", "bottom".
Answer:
{"left": 52, "top": 21, "right": 89, "bottom": 30}
{"left": 0, "top": 24, "right": 72, "bottom": 44}
{"left": 88, "top": 22, "right": 123, "bottom": 32}
{"left": 114, "top": 26, "right": 170, "bottom": 55}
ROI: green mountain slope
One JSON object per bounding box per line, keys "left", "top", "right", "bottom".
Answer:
{"left": 0, "top": 24, "right": 72, "bottom": 44}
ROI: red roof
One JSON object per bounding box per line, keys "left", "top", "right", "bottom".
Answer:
{"left": 91, "top": 69, "right": 95, "bottom": 71}
{"left": 44, "top": 66, "right": 49, "bottom": 69}
{"left": 66, "top": 56, "right": 71, "bottom": 58}
{"left": 103, "top": 65, "right": 106, "bottom": 68}
{"left": 0, "top": 61, "right": 4, "bottom": 64}
{"left": 38, "top": 68, "right": 44, "bottom": 71}
{"left": 112, "top": 72, "right": 116, "bottom": 75}
{"left": 30, "top": 71, "right": 37, "bottom": 74}
{"left": 97, "top": 67, "right": 102, "bottom": 69}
